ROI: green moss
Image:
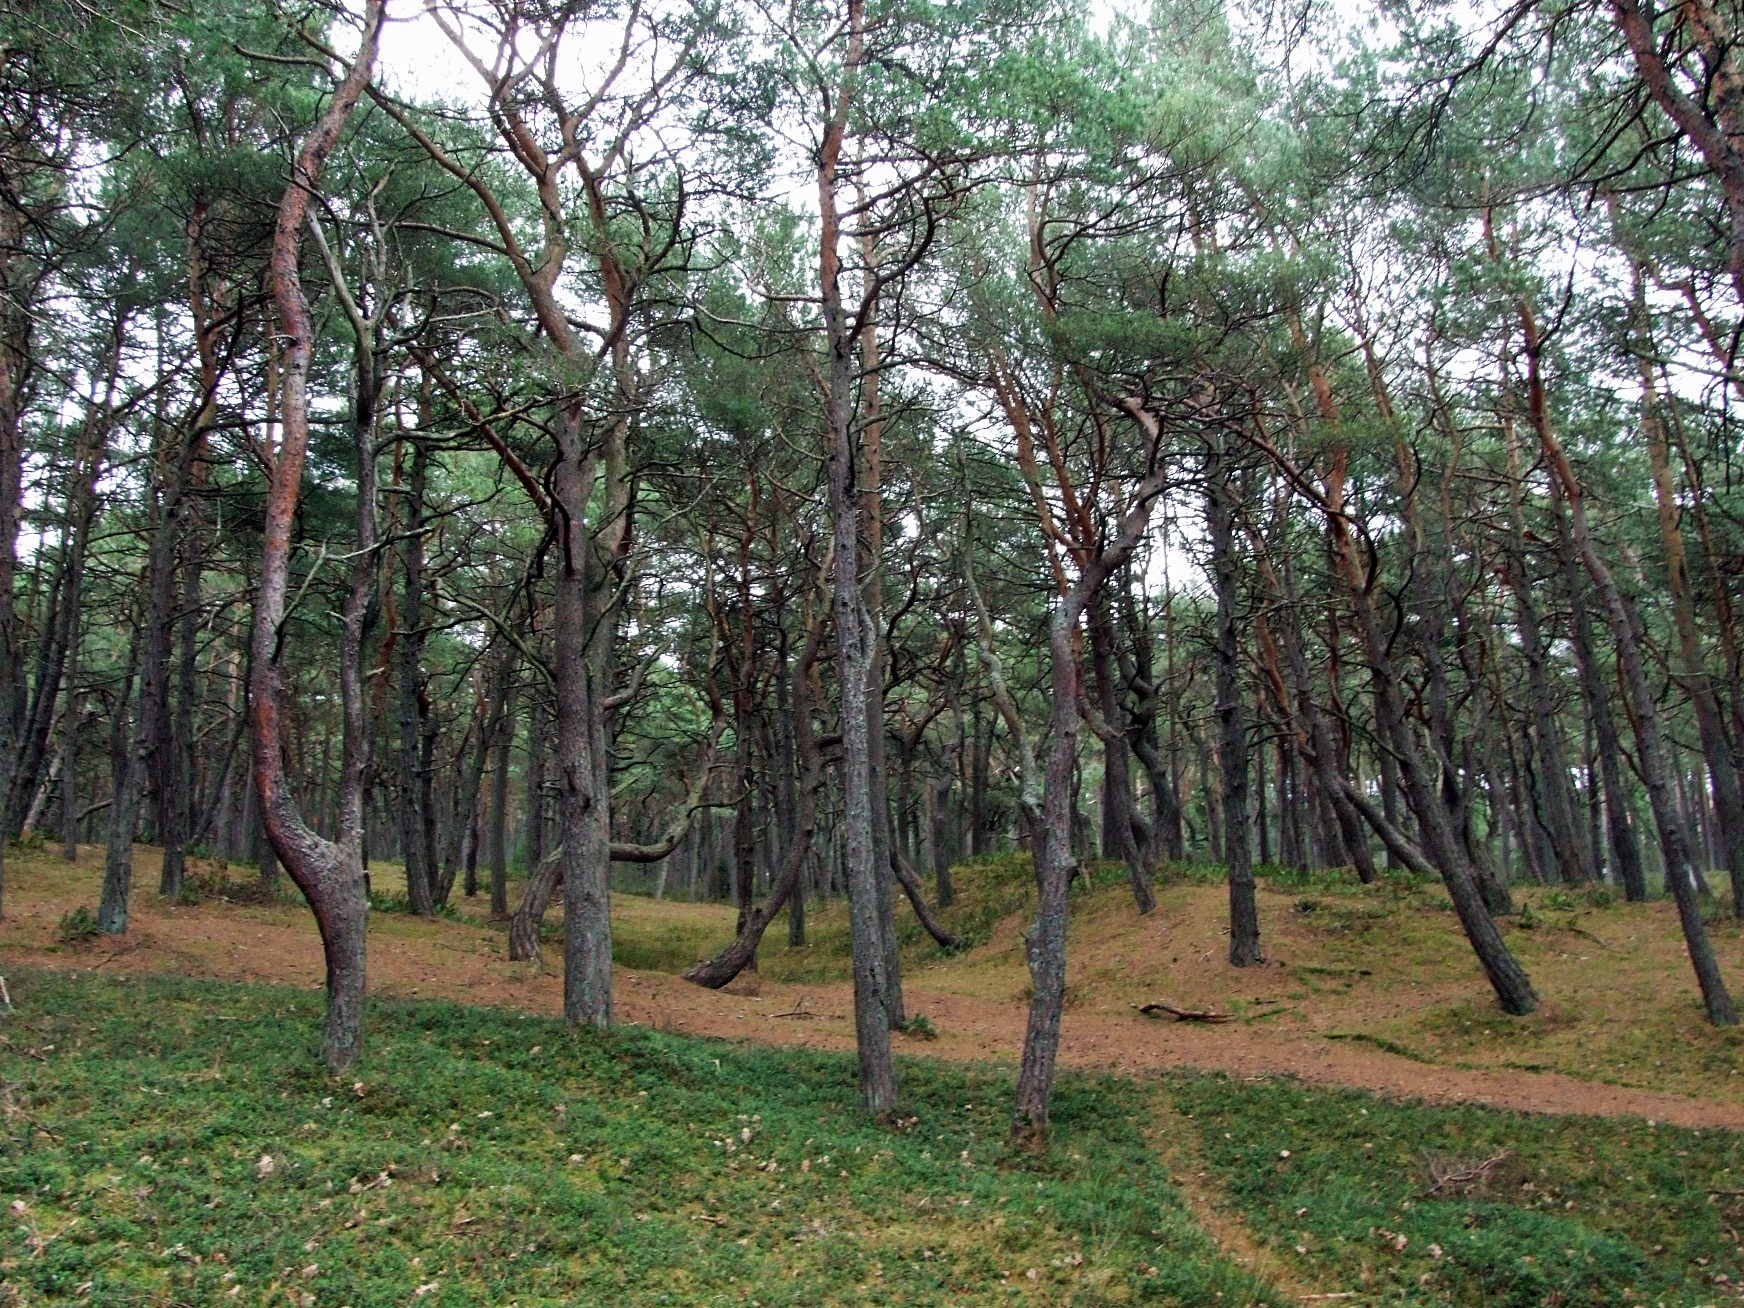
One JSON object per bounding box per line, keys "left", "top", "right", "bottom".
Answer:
{"left": 1168, "top": 1071, "right": 1744, "bottom": 1307}
{"left": 0, "top": 968, "right": 1276, "bottom": 1307}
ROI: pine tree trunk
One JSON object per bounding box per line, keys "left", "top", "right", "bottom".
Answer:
{"left": 489, "top": 649, "right": 517, "bottom": 920}
{"left": 100, "top": 467, "right": 182, "bottom": 931}
{"left": 250, "top": 3, "right": 386, "bottom": 1069}
{"left": 1519, "top": 291, "right": 1737, "bottom": 1025}
{"left": 397, "top": 437, "right": 435, "bottom": 916}
{"left": 1638, "top": 321, "right": 1744, "bottom": 914}
{"left": 1206, "top": 436, "right": 1259, "bottom": 965}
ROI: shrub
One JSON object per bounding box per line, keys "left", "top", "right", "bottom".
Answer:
{"left": 56, "top": 904, "right": 100, "bottom": 943}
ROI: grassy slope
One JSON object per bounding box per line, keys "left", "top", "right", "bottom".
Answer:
{"left": 8, "top": 848, "right": 1744, "bottom": 1303}
{"left": 1169, "top": 1072, "right": 1744, "bottom": 1308}
{"left": 0, "top": 969, "right": 1268, "bottom": 1308}
{"left": 4, "top": 969, "right": 1742, "bottom": 1306}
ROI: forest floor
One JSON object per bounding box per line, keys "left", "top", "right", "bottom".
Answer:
{"left": 7, "top": 848, "right": 1744, "bottom": 1306}
{"left": 4, "top": 845, "right": 1742, "bottom": 1129}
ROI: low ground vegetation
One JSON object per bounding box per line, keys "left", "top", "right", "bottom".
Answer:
{"left": 4, "top": 845, "right": 1744, "bottom": 1304}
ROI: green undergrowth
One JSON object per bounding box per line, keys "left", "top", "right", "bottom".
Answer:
{"left": 0, "top": 968, "right": 1275, "bottom": 1307}
{"left": 761, "top": 853, "right": 1457, "bottom": 988}
{"left": 1168, "top": 1072, "right": 1744, "bottom": 1307}
{"left": 761, "top": 851, "right": 1044, "bottom": 986}
{"left": 605, "top": 915, "right": 732, "bottom": 974}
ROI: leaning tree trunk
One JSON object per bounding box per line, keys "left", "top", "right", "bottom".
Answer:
{"left": 1284, "top": 323, "right": 1535, "bottom": 1012}
{"left": 1335, "top": 520, "right": 1538, "bottom": 1014}
{"left": 1557, "top": 514, "right": 1646, "bottom": 899}
{"left": 1512, "top": 282, "right": 1737, "bottom": 1023}
{"left": 12, "top": 338, "right": 115, "bottom": 840}
{"left": 1638, "top": 321, "right": 1744, "bottom": 914}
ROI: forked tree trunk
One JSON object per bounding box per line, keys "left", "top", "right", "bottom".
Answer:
{"left": 1013, "top": 399, "right": 1169, "bottom": 1145}
{"left": 1087, "top": 595, "right": 1155, "bottom": 914}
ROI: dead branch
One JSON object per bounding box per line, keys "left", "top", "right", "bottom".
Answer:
{"left": 1137, "top": 1001, "right": 1234, "bottom": 1024}
{"left": 1425, "top": 1149, "right": 1510, "bottom": 1196}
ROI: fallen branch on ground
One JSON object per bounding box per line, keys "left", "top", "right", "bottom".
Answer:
{"left": 1425, "top": 1149, "right": 1510, "bottom": 1195}
{"left": 1137, "top": 1001, "right": 1233, "bottom": 1024}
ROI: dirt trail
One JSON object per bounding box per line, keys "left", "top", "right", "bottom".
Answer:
{"left": 4, "top": 855, "right": 1742, "bottom": 1131}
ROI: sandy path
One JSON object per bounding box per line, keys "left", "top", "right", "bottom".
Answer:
{"left": 5, "top": 884, "right": 1741, "bottom": 1131}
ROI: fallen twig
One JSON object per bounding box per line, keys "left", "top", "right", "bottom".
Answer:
{"left": 1, "top": 1080, "right": 63, "bottom": 1144}
{"left": 91, "top": 941, "right": 145, "bottom": 970}
{"left": 1138, "top": 1002, "right": 1234, "bottom": 1024}
{"left": 1563, "top": 923, "right": 1614, "bottom": 950}
{"left": 1425, "top": 1149, "right": 1510, "bottom": 1195}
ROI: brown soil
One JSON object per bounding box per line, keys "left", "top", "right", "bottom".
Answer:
{"left": 5, "top": 847, "right": 1743, "bottom": 1132}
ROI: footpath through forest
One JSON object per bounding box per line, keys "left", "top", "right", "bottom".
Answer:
{"left": 4, "top": 846, "right": 1743, "bottom": 1131}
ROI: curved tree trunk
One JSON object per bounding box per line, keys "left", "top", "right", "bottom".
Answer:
{"left": 249, "top": 4, "right": 386, "bottom": 1069}
{"left": 508, "top": 850, "right": 561, "bottom": 964}
{"left": 891, "top": 847, "right": 957, "bottom": 949}
{"left": 1275, "top": 318, "right": 1536, "bottom": 1013}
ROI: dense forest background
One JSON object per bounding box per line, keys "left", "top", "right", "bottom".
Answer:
{"left": 6, "top": 0, "right": 1744, "bottom": 1129}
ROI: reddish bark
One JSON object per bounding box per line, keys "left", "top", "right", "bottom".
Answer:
{"left": 250, "top": 1, "right": 385, "bottom": 1070}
